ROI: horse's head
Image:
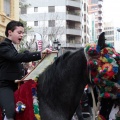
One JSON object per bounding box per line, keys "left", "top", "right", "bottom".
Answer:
{"left": 86, "top": 32, "right": 120, "bottom": 99}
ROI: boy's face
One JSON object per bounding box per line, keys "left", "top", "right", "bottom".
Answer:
{"left": 8, "top": 26, "right": 24, "bottom": 44}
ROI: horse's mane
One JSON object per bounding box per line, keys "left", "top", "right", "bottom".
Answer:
{"left": 38, "top": 47, "right": 87, "bottom": 103}
{"left": 39, "top": 51, "right": 71, "bottom": 83}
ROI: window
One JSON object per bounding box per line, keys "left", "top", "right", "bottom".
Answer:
{"left": 91, "top": 0, "right": 98, "bottom": 4}
{"left": 84, "top": 25, "right": 86, "bottom": 32}
{"left": 84, "top": 3, "right": 86, "bottom": 11}
{"left": 4, "top": 0, "right": 10, "bottom": 17}
{"left": 84, "top": 14, "right": 86, "bottom": 21}
{"left": 49, "top": 20, "right": 55, "bottom": 27}
{"left": 34, "top": 21, "right": 38, "bottom": 26}
{"left": 21, "top": 7, "right": 27, "bottom": 14}
{"left": 48, "top": 6, "right": 55, "bottom": 12}
{"left": 34, "top": 7, "right": 38, "bottom": 12}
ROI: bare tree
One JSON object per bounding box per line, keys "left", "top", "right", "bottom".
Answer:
{"left": 48, "top": 14, "right": 65, "bottom": 42}
{"left": 19, "top": 1, "right": 36, "bottom": 52}
{"left": 34, "top": 13, "right": 65, "bottom": 48}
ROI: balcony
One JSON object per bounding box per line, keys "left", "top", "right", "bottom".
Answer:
{"left": 67, "top": 11, "right": 80, "bottom": 16}
{"left": 66, "top": 13, "right": 82, "bottom": 22}
{"left": 66, "top": 43, "right": 82, "bottom": 48}
{"left": 98, "top": 1, "right": 103, "bottom": 7}
{"left": 98, "top": 20, "right": 103, "bottom": 24}
{"left": 98, "top": 7, "right": 103, "bottom": 12}
{"left": 98, "top": 13, "right": 103, "bottom": 18}
{"left": 98, "top": 26, "right": 103, "bottom": 30}
{"left": 66, "top": 28, "right": 81, "bottom": 36}
{"left": 66, "top": 0, "right": 82, "bottom": 9}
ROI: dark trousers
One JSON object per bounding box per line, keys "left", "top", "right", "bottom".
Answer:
{"left": 0, "top": 81, "right": 17, "bottom": 119}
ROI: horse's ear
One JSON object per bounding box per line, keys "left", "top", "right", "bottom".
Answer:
{"left": 97, "top": 32, "right": 106, "bottom": 49}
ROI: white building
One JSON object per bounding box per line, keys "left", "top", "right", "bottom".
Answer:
{"left": 104, "top": 22, "right": 120, "bottom": 53}
{"left": 114, "top": 28, "right": 120, "bottom": 53}
{"left": 88, "top": 0, "right": 104, "bottom": 40}
{"left": 20, "top": 0, "right": 90, "bottom": 50}
{"left": 89, "top": 14, "right": 96, "bottom": 43}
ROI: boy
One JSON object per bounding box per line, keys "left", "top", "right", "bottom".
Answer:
{"left": 0, "top": 20, "right": 52, "bottom": 120}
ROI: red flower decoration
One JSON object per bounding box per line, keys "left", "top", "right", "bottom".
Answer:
{"left": 104, "top": 92, "right": 110, "bottom": 98}
{"left": 105, "top": 71, "right": 114, "bottom": 80}
{"left": 103, "top": 48, "right": 108, "bottom": 54}
{"left": 91, "top": 71, "right": 98, "bottom": 77}
{"left": 98, "top": 115, "right": 106, "bottom": 120}
{"left": 93, "top": 78, "right": 99, "bottom": 84}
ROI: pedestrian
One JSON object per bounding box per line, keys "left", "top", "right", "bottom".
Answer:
{"left": 0, "top": 20, "right": 52, "bottom": 120}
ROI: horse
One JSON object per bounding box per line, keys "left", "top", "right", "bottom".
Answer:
{"left": 37, "top": 32, "right": 108, "bottom": 120}
{"left": 37, "top": 47, "right": 89, "bottom": 120}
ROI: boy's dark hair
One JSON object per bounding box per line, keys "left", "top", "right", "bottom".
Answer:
{"left": 5, "top": 20, "right": 24, "bottom": 37}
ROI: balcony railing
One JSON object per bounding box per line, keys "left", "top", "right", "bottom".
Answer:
{"left": 66, "top": 28, "right": 81, "bottom": 36}
{"left": 66, "top": 0, "right": 82, "bottom": 8}
{"left": 66, "top": 14, "right": 82, "bottom": 22}
{"left": 66, "top": 43, "right": 82, "bottom": 48}
{"left": 67, "top": 26, "right": 80, "bottom": 30}
{"left": 98, "top": 1, "right": 103, "bottom": 7}
{"left": 67, "top": 0, "right": 80, "bottom": 2}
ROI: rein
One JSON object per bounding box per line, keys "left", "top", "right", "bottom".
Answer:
{"left": 84, "top": 47, "right": 98, "bottom": 119}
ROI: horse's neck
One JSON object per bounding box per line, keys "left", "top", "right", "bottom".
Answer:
{"left": 38, "top": 48, "right": 88, "bottom": 120}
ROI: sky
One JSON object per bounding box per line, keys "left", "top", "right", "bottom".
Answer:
{"left": 103, "top": 0, "right": 120, "bottom": 26}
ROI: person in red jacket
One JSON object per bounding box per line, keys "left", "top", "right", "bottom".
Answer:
{"left": 0, "top": 20, "right": 52, "bottom": 120}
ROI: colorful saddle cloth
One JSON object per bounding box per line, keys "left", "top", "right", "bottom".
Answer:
{"left": 0, "top": 80, "right": 40, "bottom": 120}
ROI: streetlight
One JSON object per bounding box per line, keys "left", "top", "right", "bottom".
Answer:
{"left": 53, "top": 39, "right": 61, "bottom": 57}
{"left": 53, "top": 39, "right": 61, "bottom": 51}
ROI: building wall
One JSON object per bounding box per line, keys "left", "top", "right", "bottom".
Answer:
{"left": 104, "top": 22, "right": 114, "bottom": 46}
{"left": 114, "top": 28, "right": 120, "bottom": 53}
{"left": 104, "top": 22, "right": 120, "bottom": 53}
{"left": 0, "top": 0, "right": 19, "bottom": 42}
{"left": 88, "top": 0, "right": 104, "bottom": 41}
{"left": 20, "top": 0, "right": 86, "bottom": 49}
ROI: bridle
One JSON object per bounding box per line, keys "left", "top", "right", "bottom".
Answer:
{"left": 84, "top": 43, "right": 120, "bottom": 119}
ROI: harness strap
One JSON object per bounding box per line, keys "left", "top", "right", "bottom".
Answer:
{"left": 84, "top": 48, "right": 98, "bottom": 119}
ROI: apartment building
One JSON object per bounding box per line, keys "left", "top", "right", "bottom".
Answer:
{"left": 104, "top": 22, "right": 114, "bottom": 46}
{"left": 89, "top": 14, "right": 96, "bottom": 43}
{"left": 114, "top": 27, "right": 120, "bottom": 53}
{"left": 104, "top": 22, "right": 120, "bottom": 52}
{"left": 83, "top": 0, "right": 90, "bottom": 45}
{"left": 88, "top": 0, "right": 104, "bottom": 40}
{"left": 0, "top": 0, "right": 19, "bottom": 42}
{"left": 20, "top": 0, "right": 89, "bottom": 50}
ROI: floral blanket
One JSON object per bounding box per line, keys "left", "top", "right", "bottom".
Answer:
{"left": 0, "top": 80, "right": 40, "bottom": 120}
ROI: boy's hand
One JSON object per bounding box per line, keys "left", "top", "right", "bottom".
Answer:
{"left": 42, "top": 48, "right": 52, "bottom": 54}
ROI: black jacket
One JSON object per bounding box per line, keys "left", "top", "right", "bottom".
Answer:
{"left": 0, "top": 38, "right": 41, "bottom": 80}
